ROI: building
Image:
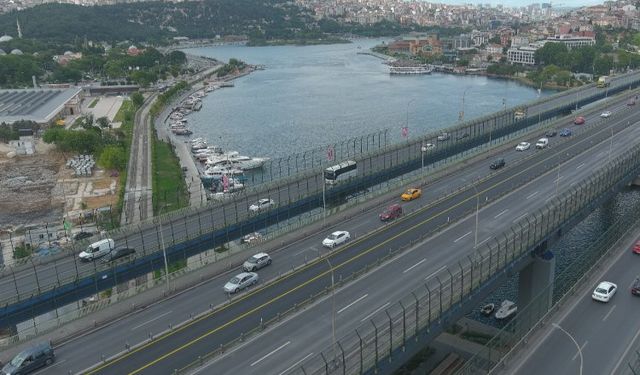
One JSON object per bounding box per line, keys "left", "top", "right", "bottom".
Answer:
{"left": 545, "top": 35, "right": 596, "bottom": 50}
{"left": 507, "top": 45, "right": 540, "bottom": 65}
{"left": 0, "top": 87, "right": 83, "bottom": 125}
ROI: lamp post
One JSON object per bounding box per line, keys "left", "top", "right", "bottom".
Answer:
{"left": 421, "top": 142, "right": 427, "bottom": 185}
{"left": 555, "top": 163, "right": 561, "bottom": 197}
{"left": 158, "top": 204, "right": 171, "bottom": 291}
{"left": 322, "top": 171, "right": 327, "bottom": 227}
{"left": 552, "top": 323, "right": 583, "bottom": 375}
{"left": 460, "top": 87, "right": 472, "bottom": 122}
{"left": 463, "top": 178, "right": 480, "bottom": 248}
{"left": 608, "top": 127, "right": 614, "bottom": 163}
{"left": 324, "top": 255, "right": 337, "bottom": 364}
{"left": 406, "top": 98, "right": 416, "bottom": 129}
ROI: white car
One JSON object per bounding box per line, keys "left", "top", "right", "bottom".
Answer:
{"left": 223, "top": 272, "right": 258, "bottom": 293}
{"left": 515, "top": 142, "right": 530, "bottom": 151}
{"left": 592, "top": 281, "right": 617, "bottom": 302}
{"left": 322, "top": 231, "right": 351, "bottom": 248}
{"left": 600, "top": 111, "right": 612, "bottom": 118}
{"left": 437, "top": 133, "right": 450, "bottom": 141}
{"left": 424, "top": 143, "right": 435, "bottom": 150}
{"left": 249, "top": 198, "right": 275, "bottom": 212}
{"left": 242, "top": 252, "right": 272, "bottom": 272}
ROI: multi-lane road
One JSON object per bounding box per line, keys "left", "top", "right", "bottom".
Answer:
{"left": 37, "top": 93, "right": 638, "bottom": 374}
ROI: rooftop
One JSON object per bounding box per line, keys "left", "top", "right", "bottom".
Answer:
{"left": 0, "top": 87, "right": 82, "bottom": 124}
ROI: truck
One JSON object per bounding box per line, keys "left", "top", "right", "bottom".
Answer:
{"left": 597, "top": 76, "right": 610, "bottom": 88}
{"left": 514, "top": 108, "right": 527, "bottom": 120}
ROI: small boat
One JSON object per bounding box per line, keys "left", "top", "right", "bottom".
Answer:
{"left": 480, "top": 303, "right": 495, "bottom": 316}
{"left": 495, "top": 300, "right": 517, "bottom": 320}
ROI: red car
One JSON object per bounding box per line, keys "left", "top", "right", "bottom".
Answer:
{"left": 379, "top": 204, "right": 402, "bottom": 221}
{"left": 633, "top": 240, "right": 640, "bottom": 254}
{"left": 574, "top": 116, "right": 585, "bottom": 125}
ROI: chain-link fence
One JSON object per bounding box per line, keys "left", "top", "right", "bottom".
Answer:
{"left": 163, "top": 122, "right": 640, "bottom": 374}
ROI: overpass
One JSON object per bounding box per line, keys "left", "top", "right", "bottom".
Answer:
{"left": 65, "top": 87, "right": 640, "bottom": 374}
{"left": 1, "top": 72, "right": 640, "bottom": 337}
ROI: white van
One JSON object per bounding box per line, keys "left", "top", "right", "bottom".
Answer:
{"left": 535, "top": 138, "right": 549, "bottom": 149}
{"left": 79, "top": 238, "right": 115, "bottom": 261}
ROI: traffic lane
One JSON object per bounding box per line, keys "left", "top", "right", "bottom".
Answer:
{"left": 514, "top": 250, "right": 640, "bottom": 375}
{"left": 1, "top": 88, "right": 634, "bottom": 304}
{"left": 84, "top": 112, "right": 640, "bottom": 375}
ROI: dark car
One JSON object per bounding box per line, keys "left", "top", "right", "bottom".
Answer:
{"left": 490, "top": 159, "right": 506, "bottom": 170}
{"left": 632, "top": 278, "right": 640, "bottom": 296}
{"left": 102, "top": 247, "right": 135, "bottom": 262}
{"left": 559, "top": 128, "right": 572, "bottom": 137}
{"left": 545, "top": 130, "right": 558, "bottom": 137}
{"left": 73, "top": 231, "right": 93, "bottom": 241}
{"left": 1, "top": 342, "right": 55, "bottom": 375}
{"left": 379, "top": 204, "right": 403, "bottom": 221}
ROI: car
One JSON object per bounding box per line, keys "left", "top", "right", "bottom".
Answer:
{"left": 535, "top": 138, "right": 549, "bottom": 149}
{"left": 102, "top": 247, "right": 135, "bottom": 262}
{"left": 592, "top": 281, "right": 617, "bottom": 302}
{"left": 633, "top": 240, "right": 640, "bottom": 254}
{"left": 600, "top": 111, "right": 612, "bottom": 118}
{"left": 1, "top": 342, "right": 55, "bottom": 375}
{"left": 242, "top": 252, "right": 272, "bottom": 272}
{"left": 401, "top": 188, "right": 422, "bottom": 201}
{"left": 574, "top": 116, "right": 585, "bottom": 125}
{"left": 73, "top": 231, "right": 93, "bottom": 241}
{"left": 322, "top": 230, "right": 351, "bottom": 248}
{"left": 423, "top": 143, "right": 436, "bottom": 150}
{"left": 628, "top": 99, "right": 636, "bottom": 106}
{"left": 632, "top": 278, "right": 640, "bottom": 296}
{"left": 240, "top": 232, "right": 264, "bottom": 245}
{"left": 515, "top": 142, "right": 530, "bottom": 151}
{"left": 559, "top": 128, "right": 572, "bottom": 137}
{"left": 545, "top": 130, "right": 558, "bottom": 137}
{"left": 437, "top": 133, "right": 450, "bottom": 141}
{"left": 223, "top": 272, "right": 258, "bottom": 293}
{"left": 489, "top": 159, "right": 505, "bottom": 170}
{"left": 379, "top": 204, "right": 403, "bottom": 221}
{"left": 456, "top": 132, "right": 469, "bottom": 141}
{"left": 249, "top": 198, "right": 275, "bottom": 212}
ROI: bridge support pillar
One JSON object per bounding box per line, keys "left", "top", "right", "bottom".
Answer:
{"left": 518, "top": 250, "right": 555, "bottom": 313}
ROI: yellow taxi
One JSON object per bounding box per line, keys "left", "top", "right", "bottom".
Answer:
{"left": 401, "top": 188, "right": 422, "bottom": 201}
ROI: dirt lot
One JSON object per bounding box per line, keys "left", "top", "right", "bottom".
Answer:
{"left": 0, "top": 142, "right": 119, "bottom": 231}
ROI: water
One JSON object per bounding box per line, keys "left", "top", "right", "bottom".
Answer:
{"left": 183, "top": 39, "right": 552, "bottom": 161}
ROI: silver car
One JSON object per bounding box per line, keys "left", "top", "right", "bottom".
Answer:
{"left": 243, "top": 253, "right": 272, "bottom": 272}
{"left": 223, "top": 272, "right": 258, "bottom": 294}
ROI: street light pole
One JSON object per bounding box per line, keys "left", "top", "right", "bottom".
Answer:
{"left": 406, "top": 98, "right": 416, "bottom": 129}
{"left": 158, "top": 205, "right": 171, "bottom": 291}
{"left": 322, "top": 171, "right": 327, "bottom": 227}
{"left": 473, "top": 184, "right": 479, "bottom": 248}
{"left": 552, "top": 323, "right": 583, "bottom": 375}
{"left": 460, "top": 87, "right": 471, "bottom": 122}
{"left": 608, "top": 127, "right": 614, "bottom": 163}
{"left": 555, "top": 164, "right": 561, "bottom": 197}
{"left": 324, "top": 256, "right": 337, "bottom": 363}
{"left": 421, "top": 143, "right": 427, "bottom": 186}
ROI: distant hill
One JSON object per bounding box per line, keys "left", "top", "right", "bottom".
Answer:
{"left": 0, "top": 0, "right": 315, "bottom": 43}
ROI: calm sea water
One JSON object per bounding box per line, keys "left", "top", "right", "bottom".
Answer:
{"left": 183, "top": 39, "right": 552, "bottom": 160}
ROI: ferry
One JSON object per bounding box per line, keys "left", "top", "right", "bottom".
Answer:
{"left": 389, "top": 65, "right": 433, "bottom": 75}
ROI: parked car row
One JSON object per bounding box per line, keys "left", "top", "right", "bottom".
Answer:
{"left": 78, "top": 238, "right": 135, "bottom": 263}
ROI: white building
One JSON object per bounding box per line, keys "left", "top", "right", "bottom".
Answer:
{"left": 545, "top": 35, "right": 595, "bottom": 50}
{"left": 507, "top": 45, "right": 540, "bottom": 65}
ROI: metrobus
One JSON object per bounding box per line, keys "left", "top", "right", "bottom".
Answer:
{"left": 324, "top": 160, "right": 357, "bottom": 185}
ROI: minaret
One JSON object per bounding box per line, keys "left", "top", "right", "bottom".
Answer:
{"left": 16, "top": 19, "right": 22, "bottom": 39}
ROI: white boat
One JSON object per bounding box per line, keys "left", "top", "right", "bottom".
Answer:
{"left": 206, "top": 151, "right": 269, "bottom": 170}
{"left": 495, "top": 300, "right": 517, "bottom": 320}
{"left": 389, "top": 65, "right": 433, "bottom": 75}
{"left": 480, "top": 303, "right": 495, "bottom": 316}
{"left": 191, "top": 142, "right": 208, "bottom": 152}
{"left": 173, "top": 128, "right": 192, "bottom": 136}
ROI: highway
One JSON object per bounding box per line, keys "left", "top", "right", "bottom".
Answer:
{"left": 52, "top": 94, "right": 640, "bottom": 374}
{"left": 510, "top": 233, "right": 640, "bottom": 375}
{"left": 2, "top": 73, "right": 639, "bottom": 313}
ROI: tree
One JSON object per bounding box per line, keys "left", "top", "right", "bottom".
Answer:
{"left": 535, "top": 43, "right": 568, "bottom": 66}
{"left": 594, "top": 55, "right": 613, "bottom": 75}
{"left": 131, "top": 92, "right": 144, "bottom": 108}
{"left": 96, "top": 116, "right": 110, "bottom": 129}
{"left": 98, "top": 145, "right": 127, "bottom": 170}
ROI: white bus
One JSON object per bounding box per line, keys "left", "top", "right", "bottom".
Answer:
{"left": 324, "top": 160, "right": 357, "bottom": 185}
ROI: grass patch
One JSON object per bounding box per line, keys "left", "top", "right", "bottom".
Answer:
{"left": 113, "top": 100, "right": 133, "bottom": 123}
{"left": 88, "top": 98, "right": 100, "bottom": 108}
{"left": 154, "top": 259, "right": 187, "bottom": 280}
{"left": 13, "top": 243, "right": 33, "bottom": 259}
{"left": 460, "top": 330, "right": 494, "bottom": 345}
{"left": 152, "top": 134, "right": 189, "bottom": 214}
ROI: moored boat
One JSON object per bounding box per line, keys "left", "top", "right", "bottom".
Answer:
{"left": 495, "top": 300, "right": 517, "bottom": 320}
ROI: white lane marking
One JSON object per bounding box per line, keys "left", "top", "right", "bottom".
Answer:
{"left": 526, "top": 191, "right": 539, "bottom": 200}
{"left": 514, "top": 213, "right": 527, "bottom": 222}
{"left": 338, "top": 294, "right": 368, "bottom": 314}
{"left": 611, "top": 324, "right": 640, "bottom": 373}
{"left": 361, "top": 302, "right": 391, "bottom": 322}
{"left": 403, "top": 258, "right": 427, "bottom": 274}
{"left": 576, "top": 163, "right": 585, "bottom": 170}
{"left": 33, "top": 359, "right": 66, "bottom": 373}
{"left": 295, "top": 246, "right": 317, "bottom": 257}
{"left": 494, "top": 209, "right": 508, "bottom": 219}
{"left": 425, "top": 266, "right": 447, "bottom": 281}
{"left": 476, "top": 237, "right": 491, "bottom": 248}
{"left": 555, "top": 175, "right": 564, "bottom": 182}
{"left": 278, "top": 353, "right": 314, "bottom": 375}
{"left": 454, "top": 231, "right": 472, "bottom": 243}
{"left": 603, "top": 304, "right": 616, "bottom": 322}
{"left": 131, "top": 310, "right": 173, "bottom": 331}
{"left": 251, "top": 341, "right": 291, "bottom": 367}
{"left": 572, "top": 341, "right": 588, "bottom": 362}
{"left": 570, "top": 182, "right": 577, "bottom": 187}
{"left": 351, "top": 220, "right": 371, "bottom": 231}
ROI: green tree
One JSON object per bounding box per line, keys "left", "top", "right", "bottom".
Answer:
{"left": 535, "top": 43, "right": 568, "bottom": 66}
{"left": 96, "top": 116, "right": 110, "bottom": 129}
{"left": 98, "top": 145, "right": 127, "bottom": 170}
{"left": 594, "top": 55, "right": 613, "bottom": 75}
{"left": 131, "top": 92, "right": 144, "bottom": 108}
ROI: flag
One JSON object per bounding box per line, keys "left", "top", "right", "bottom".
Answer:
{"left": 401, "top": 126, "right": 409, "bottom": 138}
{"left": 327, "top": 145, "right": 334, "bottom": 161}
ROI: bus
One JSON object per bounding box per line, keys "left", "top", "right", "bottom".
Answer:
{"left": 324, "top": 160, "right": 357, "bottom": 185}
